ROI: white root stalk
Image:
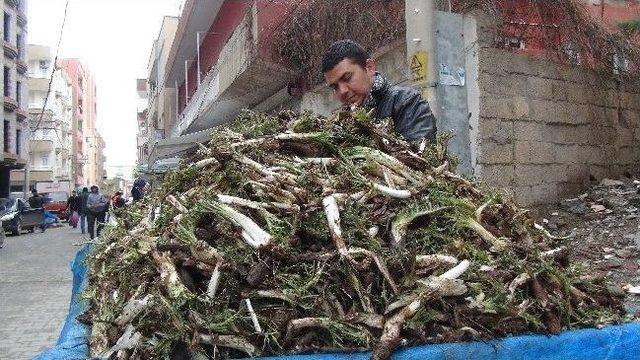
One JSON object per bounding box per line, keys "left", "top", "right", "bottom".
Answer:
{"left": 415, "top": 254, "right": 459, "bottom": 269}
{"left": 348, "top": 313, "right": 384, "bottom": 329}
{"left": 236, "top": 155, "right": 278, "bottom": 177}
{"left": 322, "top": 195, "right": 351, "bottom": 259}
{"left": 534, "top": 223, "right": 577, "bottom": 241}
{"left": 251, "top": 290, "right": 294, "bottom": 304}
{"left": 197, "top": 142, "right": 211, "bottom": 155}
{"left": 542, "top": 246, "right": 568, "bottom": 260}
{"left": 433, "top": 161, "right": 449, "bottom": 175}
{"left": 114, "top": 294, "right": 153, "bottom": 326}
{"left": 244, "top": 298, "right": 263, "bottom": 333}
{"left": 297, "top": 157, "right": 337, "bottom": 166}
{"left": 507, "top": 273, "right": 531, "bottom": 301}
{"left": 166, "top": 195, "right": 188, "bottom": 214}
{"left": 193, "top": 157, "right": 220, "bottom": 170}
{"left": 285, "top": 317, "right": 331, "bottom": 340}
{"left": 199, "top": 334, "right": 257, "bottom": 356}
{"left": 373, "top": 261, "right": 470, "bottom": 360}
{"left": 216, "top": 194, "right": 298, "bottom": 212}
{"left": 465, "top": 218, "right": 508, "bottom": 250}
{"left": 382, "top": 168, "right": 396, "bottom": 188}
{"left": 390, "top": 207, "right": 449, "bottom": 247}
{"left": 236, "top": 155, "right": 297, "bottom": 184}
{"left": 349, "top": 146, "right": 423, "bottom": 185}
{"left": 151, "top": 251, "right": 188, "bottom": 298}
{"left": 475, "top": 200, "right": 492, "bottom": 223}
{"left": 348, "top": 248, "right": 399, "bottom": 295}
{"left": 210, "top": 201, "right": 272, "bottom": 249}
{"left": 372, "top": 183, "right": 412, "bottom": 199}
{"left": 231, "top": 132, "right": 326, "bottom": 148}
{"left": 99, "top": 325, "right": 142, "bottom": 359}
{"left": 440, "top": 259, "right": 470, "bottom": 279}
{"left": 207, "top": 262, "right": 222, "bottom": 299}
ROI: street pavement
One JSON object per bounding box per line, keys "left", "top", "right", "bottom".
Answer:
{"left": 0, "top": 225, "right": 86, "bottom": 359}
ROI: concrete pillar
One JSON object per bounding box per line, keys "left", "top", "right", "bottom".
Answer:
{"left": 405, "top": 0, "right": 439, "bottom": 118}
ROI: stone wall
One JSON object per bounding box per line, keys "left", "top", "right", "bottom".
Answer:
{"left": 475, "top": 47, "right": 640, "bottom": 205}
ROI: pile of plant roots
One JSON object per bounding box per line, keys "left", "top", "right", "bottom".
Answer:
{"left": 85, "top": 109, "right": 628, "bottom": 359}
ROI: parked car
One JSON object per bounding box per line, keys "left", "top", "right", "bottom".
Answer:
{"left": 43, "top": 191, "right": 70, "bottom": 221}
{"left": 0, "top": 197, "right": 44, "bottom": 235}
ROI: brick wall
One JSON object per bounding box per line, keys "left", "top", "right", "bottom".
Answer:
{"left": 475, "top": 47, "right": 640, "bottom": 205}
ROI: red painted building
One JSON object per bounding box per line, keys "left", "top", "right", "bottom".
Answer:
{"left": 61, "top": 59, "right": 102, "bottom": 187}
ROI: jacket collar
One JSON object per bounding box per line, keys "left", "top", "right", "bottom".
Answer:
{"left": 364, "top": 72, "right": 389, "bottom": 109}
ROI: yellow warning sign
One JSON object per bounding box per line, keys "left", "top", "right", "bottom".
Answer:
{"left": 410, "top": 51, "right": 428, "bottom": 83}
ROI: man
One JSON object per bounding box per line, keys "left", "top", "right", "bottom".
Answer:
{"left": 66, "top": 190, "right": 81, "bottom": 228}
{"left": 28, "top": 189, "right": 44, "bottom": 209}
{"left": 131, "top": 178, "right": 147, "bottom": 202}
{"left": 322, "top": 39, "right": 436, "bottom": 142}
{"left": 79, "top": 187, "right": 90, "bottom": 234}
{"left": 86, "top": 186, "right": 108, "bottom": 240}
{"left": 111, "top": 191, "right": 126, "bottom": 209}
{"left": 28, "top": 189, "right": 47, "bottom": 232}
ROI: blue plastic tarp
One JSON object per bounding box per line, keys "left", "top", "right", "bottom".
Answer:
{"left": 33, "top": 244, "right": 91, "bottom": 360}
{"left": 35, "top": 246, "right": 640, "bottom": 360}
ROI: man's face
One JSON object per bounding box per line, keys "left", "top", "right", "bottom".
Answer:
{"left": 91, "top": 188, "right": 98, "bottom": 193}
{"left": 324, "top": 58, "right": 376, "bottom": 106}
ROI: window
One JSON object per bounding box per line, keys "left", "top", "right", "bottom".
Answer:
{"left": 78, "top": 98, "right": 83, "bottom": 114}
{"left": 16, "top": 81, "right": 21, "bottom": 106}
{"left": 42, "top": 154, "right": 48, "bottom": 166}
{"left": 16, "top": 33, "right": 22, "bottom": 59}
{"left": 3, "top": 12, "right": 10, "bottom": 42}
{"left": 15, "top": 129, "right": 20, "bottom": 155}
{"left": 4, "top": 120, "right": 9, "bottom": 152}
{"left": 3, "top": 67, "right": 10, "bottom": 97}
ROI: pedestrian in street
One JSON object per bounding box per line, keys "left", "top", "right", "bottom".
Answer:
{"left": 28, "top": 189, "right": 47, "bottom": 232}
{"left": 28, "top": 189, "right": 44, "bottom": 208}
{"left": 111, "top": 191, "right": 126, "bottom": 209}
{"left": 86, "top": 185, "right": 108, "bottom": 240}
{"left": 322, "top": 40, "right": 437, "bottom": 142}
{"left": 131, "top": 178, "right": 147, "bottom": 202}
{"left": 79, "top": 187, "right": 90, "bottom": 234}
{"left": 66, "top": 190, "right": 81, "bottom": 228}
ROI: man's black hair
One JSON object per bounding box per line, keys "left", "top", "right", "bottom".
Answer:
{"left": 321, "top": 39, "right": 370, "bottom": 73}
{"left": 82, "top": 187, "right": 89, "bottom": 192}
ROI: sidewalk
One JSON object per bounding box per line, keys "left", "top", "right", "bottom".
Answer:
{"left": 0, "top": 226, "right": 85, "bottom": 359}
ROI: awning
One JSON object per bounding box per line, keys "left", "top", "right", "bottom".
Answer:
{"left": 147, "top": 128, "right": 211, "bottom": 166}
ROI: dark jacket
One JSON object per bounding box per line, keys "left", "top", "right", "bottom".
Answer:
{"left": 67, "top": 195, "right": 80, "bottom": 212}
{"left": 28, "top": 194, "right": 44, "bottom": 209}
{"left": 367, "top": 74, "right": 437, "bottom": 141}
{"left": 79, "top": 192, "right": 90, "bottom": 215}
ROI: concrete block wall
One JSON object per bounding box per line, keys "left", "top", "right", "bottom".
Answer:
{"left": 475, "top": 47, "right": 640, "bottom": 205}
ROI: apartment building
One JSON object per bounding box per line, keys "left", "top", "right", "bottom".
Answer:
{"left": 10, "top": 45, "right": 74, "bottom": 191}
{"left": 0, "top": 0, "right": 28, "bottom": 196}
{"left": 136, "top": 16, "right": 179, "bottom": 167}
{"left": 61, "top": 58, "right": 105, "bottom": 188}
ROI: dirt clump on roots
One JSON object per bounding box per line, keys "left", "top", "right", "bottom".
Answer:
{"left": 84, "top": 109, "right": 631, "bottom": 359}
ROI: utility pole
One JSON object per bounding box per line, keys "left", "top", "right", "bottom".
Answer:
{"left": 405, "top": 0, "right": 439, "bottom": 119}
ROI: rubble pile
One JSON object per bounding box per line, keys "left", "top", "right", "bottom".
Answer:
{"left": 541, "top": 178, "right": 640, "bottom": 314}
{"left": 84, "top": 109, "right": 629, "bottom": 359}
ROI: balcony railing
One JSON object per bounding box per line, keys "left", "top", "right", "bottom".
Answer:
{"left": 3, "top": 96, "right": 17, "bottom": 112}
{"left": 15, "top": 107, "right": 27, "bottom": 121}
{"left": 16, "top": 10, "right": 26, "bottom": 29}
{"left": 16, "top": 59, "right": 27, "bottom": 74}
{"left": 3, "top": 41, "right": 18, "bottom": 59}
